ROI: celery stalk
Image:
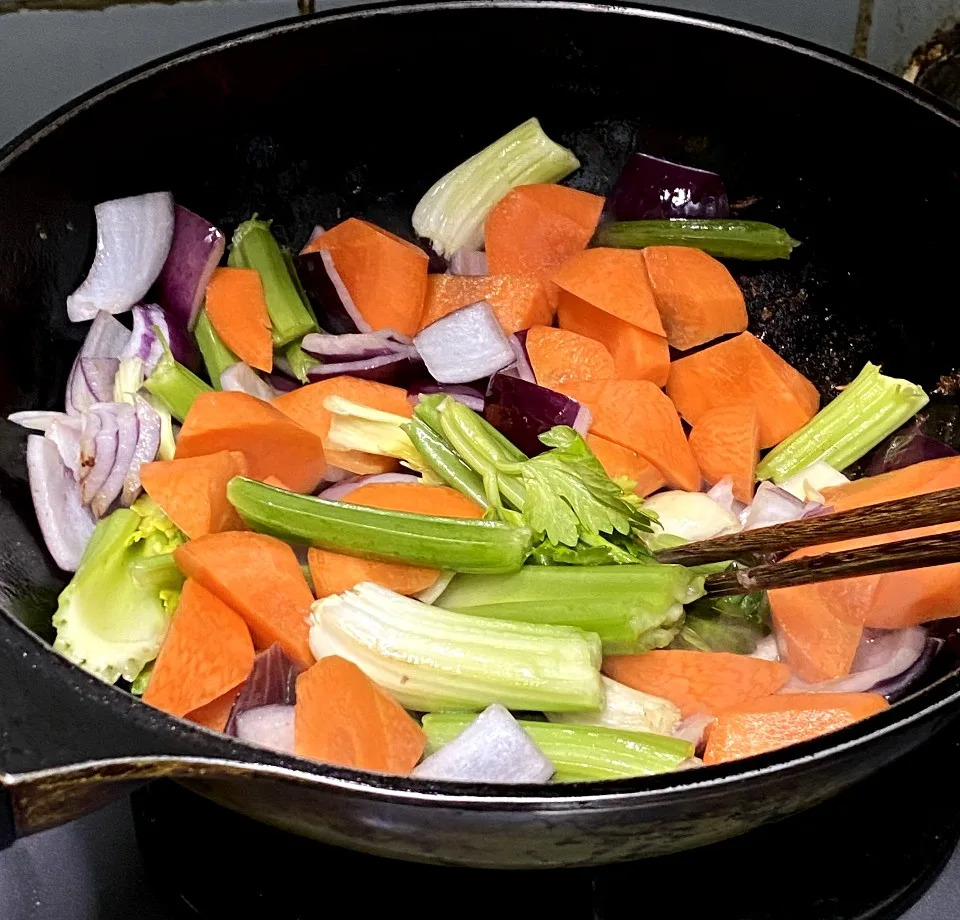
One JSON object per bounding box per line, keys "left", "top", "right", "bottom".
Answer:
{"left": 405, "top": 417, "right": 490, "bottom": 510}
{"left": 309, "top": 582, "right": 603, "bottom": 712}
{"left": 194, "top": 308, "right": 238, "bottom": 388}
{"left": 283, "top": 340, "right": 317, "bottom": 384}
{"left": 412, "top": 117, "right": 580, "bottom": 256}
{"left": 227, "top": 476, "right": 531, "bottom": 573}
{"left": 422, "top": 713, "right": 693, "bottom": 779}
{"left": 596, "top": 219, "right": 800, "bottom": 260}
{"left": 143, "top": 338, "right": 212, "bottom": 421}
{"left": 756, "top": 363, "right": 929, "bottom": 482}
{"left": 437, "top": 566, "right": 701, "bottom": 653}
{"left": 229, "top": 219, "right": 316, "bottom": 347}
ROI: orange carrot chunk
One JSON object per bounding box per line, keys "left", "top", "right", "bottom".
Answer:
{"left": 525, "top": 325, "right": 616, "bottom": 389}
{"left": 272, "top": 375, "right": 412, "bottom": 475}
{"left": 175, "top": 391, "right": 327, "bottom": 493}
{"left": 302, "top": 218, "right": 428, "bottom": 336}
{"left": 174, "top": 532, "right": 315, "bottom": 667}
{"left": 586, "top": 434, "right": 665, "bottom": 497}
{"left": 642, "top": 247, "right": 748, "bottom": 351}
{"left": 204, "top": 266, "right": 273, "bottom": 372}
{"left": 295, "top": 656, "right": 425, "bottom": 774}
{"left": 419, "top": 274, "right": 553, "bottom": 334}
{"left": 666, "top": 332, "right": 819, "bottom": 448}
{"left": 308, "top": 482, "right": 484, "bottom": 597}
{"left": 559, "top": 380, "right": 700, "bottom": 491}
{"left": 688, "top": 403, "right": 760, "bottom": 504}
{"left": 186, "top": 686, "right": 244, "bottom": 733}
{"left": 702, "top": 693, "right": 889, "bottom": 765}
{"left": 485, "top": 184, "right": 604, "bottom": 277}
{"left": 603, "top": 650, "right": 791, "bottom": 718}
{"left": 140, "top": 450, "right": 248, "bottom": 539}
{"left": 143, "top": 579, "right": 255, "bottom": 718}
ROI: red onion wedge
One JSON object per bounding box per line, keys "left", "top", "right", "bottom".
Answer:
{"left": 412, "top": 703, "right": 553, "bottom": 783}
{"left": 706, "top": 477, "right": 748, "bottom": 517}
{"left": 301, "top": 329, "right": 413, "bottom": 361}
{"left": 300, "top": 225, "right": 325, "bottom": 253}
{"left": 7, "top": 411, "right": 71, "bottom": 433}
{"left": 872, "top": 637, "right": 943, "bottom": 701}
{"left": 318, "top": 472, "right": 420, "bottom": 502}
{"left": 80, "top": 402, "right": 138, "bottom": 517}
{"left": 235, "top": 704, "right": 296, "bottom": 755}
{"left": 447, "top": 249, "right": 488, "bottom": 276}
{"left": 499, "top": 330, "right": 537, "bottom": 384}
{"left": 741, "top": 481, "right": 822, "bottom": 530}
{"left": 70, "top": 358, "right": 120, "bottom": 418}
{"left": 26, "top": 434, "right": 96, "bottom": 571}
{"left": 294, "top": 249, "right": 371, "bottom": 335}
{"left": 220, "top": 363, "right": 277, "bottom": 401}
{"left": 122, "top": 396, "right": 161, "bottom": 506}
{"left": 414, "top": 301, "right": 514, "bottom": 385}
{"left": 609, "top": 153, "right": 729, "bottom": 221}
{"left": 67, "top": 192, "right": 175, "bottom": 322}
{"left": 65, "top": 311, "right": 131, "bottom": 416}
{"left": 865, "top": 420, "right": 958, "bottom": 476}
{"left": 154, "top": 204, "right": 225, "bottom": 331}
{"left": 409, "top": 383, "right": 486, "bottom": 413}
{"left": 304, "top": 351, "right": 422, "bottom": 384}
{"left": 484, "top": 373, "right": 590, "bottom": 457}
{"left": 225, "top": 643, "right": 303, "bottom": 736}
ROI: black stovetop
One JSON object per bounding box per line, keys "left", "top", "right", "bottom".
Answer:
{"left": 5, "top": 720, "right": 960, "bottom": 920}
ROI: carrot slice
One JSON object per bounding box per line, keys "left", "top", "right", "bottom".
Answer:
{"left": 557, "top": 294, "right": 669, "bottom": 385}
{"left": 642, "top": 247, "right": 748, "bottom": 351}
{"left": 688, "top": 403, "right": 760, "bottom": 504}
{"left": 666, "top": 332, "right": 820, "bottom": 448}
{"left": 272, "top": 375, "right": 412, "bottom": 475}
{"left": 174, "top": 532, "right": 315, "bottom": 667}
{"left": 603, "top": 650, "right": 791, "bottom": 718}
{"left": 186, "top": 686, "right": 243, "bottom": 733}
{"left": 586, "top": 434, "right": 665, "bottom": 497}
{"left": 559, "top": 380, "right": 699, "bottom": 491}
{"left": 140, "top": 450, "right": 248, "bottom": 539}
{"left": 702, "top": 693, "right": 889, "bottom": 764}
{"left": 485, "top": 184, "right": 604, "bottom": 278}
{"left": 551, "top": 248, "right": 665, "bottom": 336}
{"left": 525, "top": 325, "right": 615, "bottom": 389}
{"left": 204, "top": 267, "right": 273, "bottom": 372}
{"left": 175, "top": 391, "right": 327, "bottom": 493}
{"left": 295, "top": 656, "right": 425, "bottom": 774}
{"left": 302, "top": 218, "right": 428, "bottom": 336}
{"left": 143, "top": 579, "right": 255, "bottom": 718}
{"left": 419, "top": 274, "right": 553, "bottom": 334}
{"left": 308, "top": 482, "right": 484, "bottom": 597}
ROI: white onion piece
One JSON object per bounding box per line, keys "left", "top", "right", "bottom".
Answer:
{"left": 48, "top": 417, "right": 83, "bottom": 478}
{"left": 319, "top": 472, "right": 420, "bottom": 502}
{"left": 572, "top": 405, "right": 593, "bottom": 437}
{"left": 413, "top": 301, "right": 514, "bottom": 384}
{"left": 220, "top": 363, "right": 277, "bottom": 401}
{"left": 67, "top": 192, "right": 175, "bottom": 322}
{"left": 122, "top": 397, "right": 161, "bottom": 506}
{"left": 412, "top": 703, "right": 553, "bottom": 783}
{"left": 750, "top": 634, "right": 781, "bottom": 661}
{"left": 301, "top": 329, "right": 412, "bottom": 360}
{"left": 414, "top": 571, "right": 456, "bottom": 605}
{"left": 65, "top": 311, "right": 131, "bottom": 415}
{"left": 672, "top": 713, "right": 715, "bottom": 751}
{"left": 79, "top": 406, "right": 117, "bottom": 505}
{"left": 500, "top": 332, "right": 537, "bottom": 383}
{"left": 447, "top": 249, "right": 488, "bottom": 276}
{"left": 779, "top": 461, "right": 849, "bottom": 503}
{"left": 7, "top": 411, "right": 70, "bottom": 433}
{"left": 741, "top": 481, "right": 820, "bottom": 530}
{"left": 235, "top": 704, "right": 296, "bottom": 755}
{"left": 546, "top": 676, "right": 681, "bottom": 736}
{"left": 644, "top": 490, "right": 740, "bottom": 542}
{"left": 706, "top": 476, "right": 749, "bottom": 516}
{"left": 26, "top": 434, "right": 96, "bottom": 571}
{"left": 88, "top": 403, "right": 138, "bottom": 517}
{"left": 786, "top": 627, "right": 927, "bottom": 694}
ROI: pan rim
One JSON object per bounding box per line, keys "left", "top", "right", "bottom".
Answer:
{"left": 3, "top": 0, "right": 960, "bottom": 809}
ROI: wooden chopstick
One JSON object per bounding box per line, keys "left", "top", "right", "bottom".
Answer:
{"left": 654, "top": 486, "right": 960, "bottom": 567}
{"left": 704, "top": 531, "right": 960, "bottom": 597}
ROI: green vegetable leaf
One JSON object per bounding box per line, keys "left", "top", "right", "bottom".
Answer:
{"left": 673, "top": 591, "right": 771, "bottom": 655}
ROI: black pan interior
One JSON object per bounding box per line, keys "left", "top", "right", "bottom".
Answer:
{"left": 1, "top": 1, "right": 960, "bottom": 776}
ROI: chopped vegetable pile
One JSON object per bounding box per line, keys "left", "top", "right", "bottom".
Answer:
{"left": 12, "top": 116, "right": 957, "bottom": 785}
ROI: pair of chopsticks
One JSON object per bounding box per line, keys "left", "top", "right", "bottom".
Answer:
{"left": 652, "top": 486, "right": 960, "bottom": 597}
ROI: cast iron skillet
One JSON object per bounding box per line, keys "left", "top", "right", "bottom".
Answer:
{"left": 2, "top": 0, "right": 960, "bottom": 870}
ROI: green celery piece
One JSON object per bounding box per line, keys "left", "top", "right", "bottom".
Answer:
{"left": 227, "top": 476, "right": 531, "bottom": 573}
{"left": 284, "top": 340, "right": 317, "bottom": 384}
{"left": 596, "top": 219, "right": 800, "bottom": 260}
{"left": 282, "top": 246, "right": 319, "bottom": 326}
{"left": 546, "top": 675, "right": 682, "bottom": 736}
{"left": 422, "top": 713, "right": 693, "bottom": 779}
{"left": 129, "top": 661, "right": 154, "bottom": 696}
{"left": 143, "top": 336, "right": 212, "bottom": 422}
{"left": 194, "top": 307, "right": 238, "bottom": 388}
{"left": 756, "top": 363, "right": 929, "bottom": 482}
{"left": 129, "top": 552, "right": 185, "bottom": 593}
{"left": 438, "top": 565, "right": 702, "bottom": 653}
{"left": 229, "top": 219, "right": 316, "bottom": 347}
{"left": 311, "top": 582, "right": 602, "bottom": 711}
{"left": 412, "top": 117, "right": 580, "bottom": 257}
{"left": 405, "top": 417, "right": 490, "bottom": 510}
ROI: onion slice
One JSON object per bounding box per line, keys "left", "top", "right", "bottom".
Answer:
{"left": 412, "top": 703, "right": 554, "bottom": 783}
{"left": 26, "top": 434, "right": 96, "bottom": 571}
{"left": 220, "top": 363, "right": 277, "bottom": 401}
{"left": 500, "top": 330, "right": 537, "bottom": 384}
{"left": 414, "top": 301, "right": 514, "bottom": 385}
{"left": 301, "top": 329, "right": 413, "bottom": 361}
{"left": 88, "top": 402, "right": 138, "bottom": 517}
{"left": 122, "top": 397, "right": 161, "bottom": 506}
{"left": 409, "top": 383, "right": 485, "bottom": 413}
{"left": 447, "top": 249, "right": 488, "bottom": 276}
{"left": 609, "top": 152, "right": 729, "bottom": 221}
{"left": 318, "top": 472, "right": 420, "bottom": 502}
{"left": 294, "top": 249, "right": 371, "bottom": 334}
{"left": 67, "top": 192, "right": 175, "bottom": 322}
{"left": 7, "top": 411, "right": 71, "bottom": 433}
{"left": 235, "top": 704, "right": 296, "bottom": 755}
{"left": 65, "top": 311, "right": 131, "bottom": 415}
{"left": 225, "top": 643, "right": 303, "bottom": 736}
{"left": 741, "top": 481, "right": 821, "bottom": 530}
{"left": 305, "top": 351, "right": 421, "bottom": 383}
